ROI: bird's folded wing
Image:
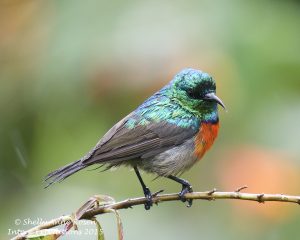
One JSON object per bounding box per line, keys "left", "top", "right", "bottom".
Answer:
{"left": 82, "top": 113, "right": 198, "bottom": 165}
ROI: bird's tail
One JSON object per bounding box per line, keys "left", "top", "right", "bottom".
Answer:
{"left": 44, "top": 160, "right": 85, "bottom": 188}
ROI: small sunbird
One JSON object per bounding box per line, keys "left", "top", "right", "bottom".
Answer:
{"left": 45, "top": 68, "right": 226, "bottom": 210}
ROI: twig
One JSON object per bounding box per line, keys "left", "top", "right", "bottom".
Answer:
{"left": 11, "top": 190, "right": 300, "bottom": 240}
{"left": 235, "top": 185, "right": 248, "bottom": 192}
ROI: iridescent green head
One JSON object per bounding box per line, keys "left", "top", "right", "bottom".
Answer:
{"left": 167, "top": 68, "right": 225, "bottom": 118}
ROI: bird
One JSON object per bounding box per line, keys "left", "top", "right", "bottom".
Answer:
{"left": 45, "top": 68, "right": 226, "bottom": 210}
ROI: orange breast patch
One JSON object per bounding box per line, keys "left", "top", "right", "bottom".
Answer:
{"left": 194, "top": 121, "right": 219, "bottom": 159}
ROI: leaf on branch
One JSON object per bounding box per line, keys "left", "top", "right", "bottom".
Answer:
{"left": 75, "top": 194, "right": 116, "bottom": 220}
{"left": 104, "top": 209, "right": 123, "bottom": 240}
{"left": 93, "top": 218, "right": 105, "bottom": 240}
{"left": 75, "top": 197, "right": 99, "bottom": 220}
{"left": 72, "top": 194, "right": 118, "bottom": 240}
{"left": 25, "top": 229, "right": 62, "bottom": 240}
{"left": 93, "top": 194, "right": 116, "bottom": 206}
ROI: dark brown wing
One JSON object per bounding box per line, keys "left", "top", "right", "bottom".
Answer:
{"left": 82, "top": 113, "right": 198, "bottom": 166}
{"left": 45, "top": 113, "right": 198, "bottom": 186}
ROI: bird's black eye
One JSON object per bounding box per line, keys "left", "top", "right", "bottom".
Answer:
{"left": 186, "top": 80, "right": 216, "bottom": 100}
{"left": 187, "top": 88, "right": 203, "bottom": 99}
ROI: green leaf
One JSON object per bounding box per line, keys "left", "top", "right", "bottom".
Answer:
{"left": 93, "top": 219, "right": 105, "bottom": 240}
{"left": 26, "top": 229, "right": 62, "bottom": 240}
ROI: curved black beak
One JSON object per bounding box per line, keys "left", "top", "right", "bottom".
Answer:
{"left": 203, "top": 92, "right": 226, "bottom": 110}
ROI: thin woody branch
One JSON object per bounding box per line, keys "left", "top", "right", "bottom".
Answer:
{"left": 12, "top": 190, "right": 300, "bottom": 240}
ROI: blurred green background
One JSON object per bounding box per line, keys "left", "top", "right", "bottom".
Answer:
{"left": 1, "top": 0, "right": 300, "bottom": 239}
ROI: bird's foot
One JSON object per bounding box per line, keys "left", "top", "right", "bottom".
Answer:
{"left": 179, "top": 181, "right": 193, "bottom": 208}
{"left": 143, "top": 187, "right": 153, "bottom": 210}
{"left": 143, "top": 188, "right": 164, "bottom": 210}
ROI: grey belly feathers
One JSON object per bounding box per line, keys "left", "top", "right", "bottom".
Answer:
{"left": 138, "top": 138, "right": 198, "bottom": 176}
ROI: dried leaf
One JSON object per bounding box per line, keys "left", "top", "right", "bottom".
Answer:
{"left": 75, "top": 197, "right": 99, "bottom": 220}
{"left": 105, "top": 209, "right": 123, "bottom": 240}
{"left": 114, "top": 210, "right": 123, "bottom": 240}
{"left": 75, "top": 195, "right": 115, "bottom": 220}
{"left": 93, "top": 194, "right": 116, "bottom": 205}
